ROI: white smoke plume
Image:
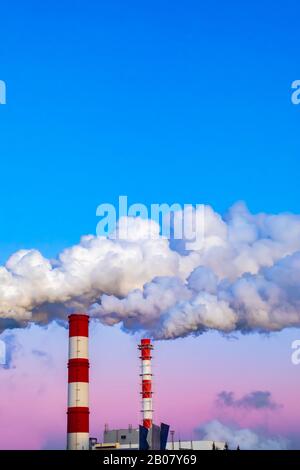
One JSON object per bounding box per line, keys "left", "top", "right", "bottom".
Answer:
{"left": 1, "top": 202, "right": 300, "bottom": 339}
{"left": 196, "top": 420, "right": 289, "bottom": 450}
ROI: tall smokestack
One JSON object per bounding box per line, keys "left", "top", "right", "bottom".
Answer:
{"left": 67, "top": 314, "right": 89, "bottom": 450}
{"left": 138, "top": 338, "right": 153, "bottom": 429}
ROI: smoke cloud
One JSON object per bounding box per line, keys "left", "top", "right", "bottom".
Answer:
{"left": 1, "top": 202, "right": 300, "bottom": 339}
{"left": 217, "top": 391, "right": 281, "bottom": 410}
{"left": 196, "top": 420, "right": 289, "bottom": 450}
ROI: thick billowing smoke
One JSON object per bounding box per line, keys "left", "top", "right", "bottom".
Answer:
{"left": 1, "top": 202, "right": 300, "bottom": 339}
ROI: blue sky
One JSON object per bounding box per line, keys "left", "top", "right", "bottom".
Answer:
{"left": 1, "top": 0, "right": 300, "bottom": 263}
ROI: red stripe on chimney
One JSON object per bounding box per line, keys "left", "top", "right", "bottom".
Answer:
{"left": 68, "top": 358, "right": 89, "bottom": 383}
{"left": 67, "top": 407, "right": 89, "bottom": 433}
{"left": 69, "top": 314, "right": 89, "bottom": 337}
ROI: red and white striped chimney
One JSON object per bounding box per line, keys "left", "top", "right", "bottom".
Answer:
{"left": 138, "top": 338, "right": 153, "bottom": 429}
{"left": 67, "top": 314, "right": 89, "bottom": 450}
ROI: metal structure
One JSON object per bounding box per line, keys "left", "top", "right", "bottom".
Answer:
{"left": 138, "top": 338, "right": 153, "bottom": 430}
{"left": 67, "top": 314, "right": 89, "bottom": 450}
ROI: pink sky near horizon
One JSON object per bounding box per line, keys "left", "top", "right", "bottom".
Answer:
{"left": 0, "top": 322, "right": 299, "bottom": 449}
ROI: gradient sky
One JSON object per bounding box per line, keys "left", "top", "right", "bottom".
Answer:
{"left": 1, "top": 0, "right": 300, "bottom": 449}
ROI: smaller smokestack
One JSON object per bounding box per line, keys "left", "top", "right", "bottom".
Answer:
{"left": 138, "top": 338, "right": 153, "bottom": 429}
{"left": 67, "top": 314, "right": 90, "bottom": 450}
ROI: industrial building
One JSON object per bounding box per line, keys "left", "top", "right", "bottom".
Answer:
{"left": 66, "top": 313, "right": 226, "bottom": 451}
{"left": 90, "top": 424, "right": 169, "bottom": 450}
{"left": 166, "top": 440, "right": 226, "bottom": 450}
{"left": 90, "top": 426, "right": 226, "bottom": 451}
